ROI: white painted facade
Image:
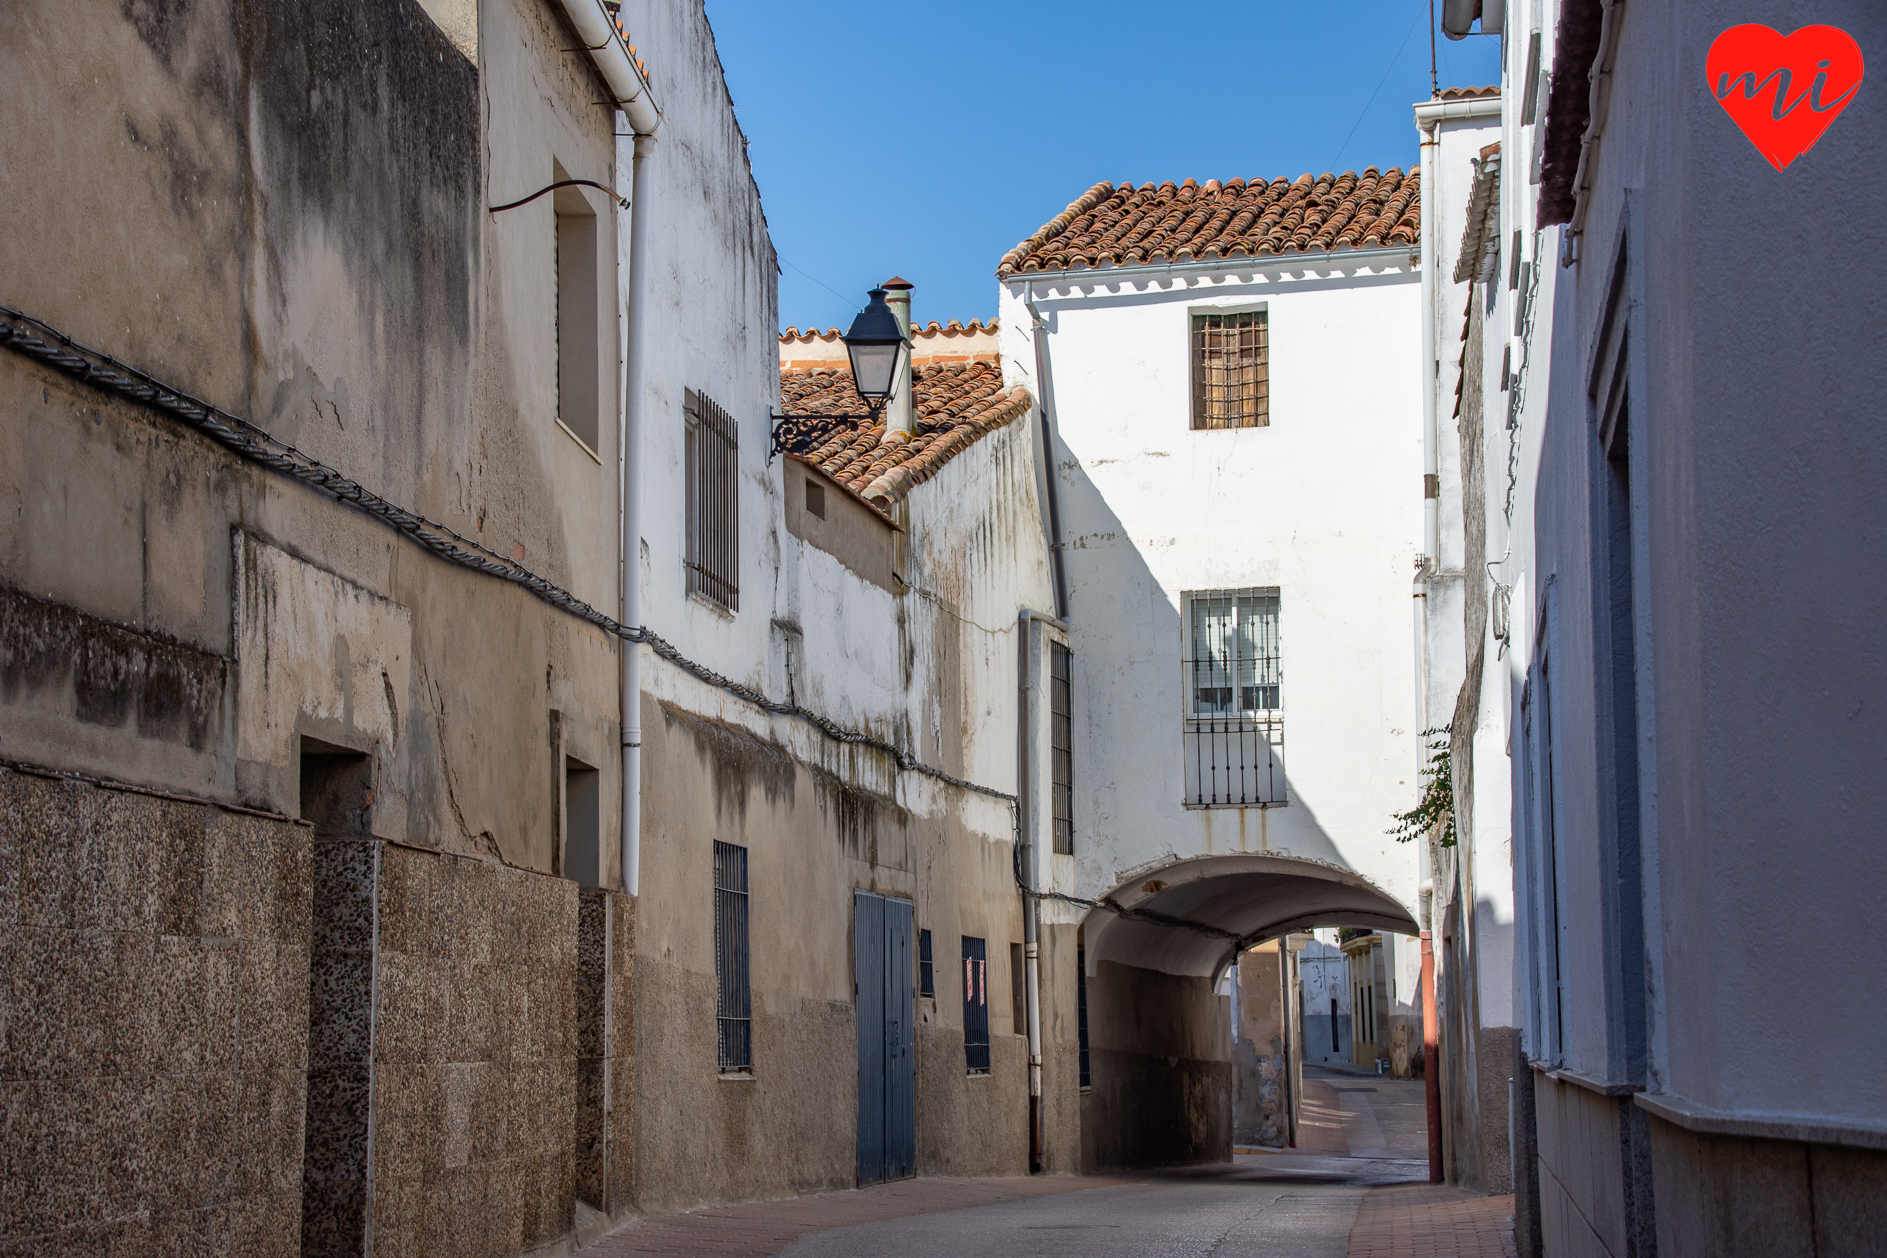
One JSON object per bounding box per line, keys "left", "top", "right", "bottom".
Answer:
{"left": 997, "top": 243, "right": 1429, "bottom": 979}
{"left": 1300, "top": 938, "right": 1353, "bottom": 1066}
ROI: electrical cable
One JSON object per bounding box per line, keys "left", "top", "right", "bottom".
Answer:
{"left": 0, "top": 303, "right": 1007, "bottom": 802}
{"left": 488, "top": 178, "right": 628, "bottom": 214}
{"left": 5, "top": 301, "right": 1262, "bottom": 946}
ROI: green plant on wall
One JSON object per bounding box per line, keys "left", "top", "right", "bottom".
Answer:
{"left": 1389, "top": 726, "right": 1456, "bottom": 848}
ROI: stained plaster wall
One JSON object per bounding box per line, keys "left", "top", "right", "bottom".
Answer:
{"left": 1500, "top": 3, "right": 1887, "bottom": 1253}
{"left": 630, "top": 319, "right": 1066, "bottom": 1204}
{"left": 0, "top": 0, "right": 643, "bottom": 1252}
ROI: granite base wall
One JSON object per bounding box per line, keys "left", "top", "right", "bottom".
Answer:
{"left": 0, "top": 768, "right": 312, "bottom": 1255}
{"left": 0, "top": 767, "right": 635, "bottom": 1258}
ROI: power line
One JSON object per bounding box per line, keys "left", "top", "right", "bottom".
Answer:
{"left": 1333, "top": 3, "right": 1425, "bottom": 172}
{"left": 0, "top": 303, "right": 1011, "bottom": 804}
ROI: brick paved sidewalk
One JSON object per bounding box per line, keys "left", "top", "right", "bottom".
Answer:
{"left": 579, "top": 1173, "right": 1142, "bottom": 1256}
{"left": 1348, "top": 1183, "right": 1518, "bottom": 1258}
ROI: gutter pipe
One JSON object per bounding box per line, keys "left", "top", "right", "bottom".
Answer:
{"left": 555, "top": 0, "right": 661, "bottom": 136}
{"left": 1018, "top": 607, "right": 1064, "bottom": 1171}
{"left": 618, "top": 132, "right": 654, "bottom": 896}
{"left": 574, "top": 0, "right": 660, "bottom": 897}
{"left": 1417, "top": 114, "right": 1441, "bottom": 569}
{"left": 1021, "top": 283, "right": 1069, "bottom": 619}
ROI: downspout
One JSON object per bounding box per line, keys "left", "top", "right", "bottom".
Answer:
{"left": 553, "top": 0, "right": 660, "bottom": 899}
{"left": 1022, "top": 283, "right": 1070, "bottom": 619}
{"left": 1018, "top": 607, "right": 1065, "bottom": 1171}
{"left": 1418, "top": 116, "right": 1440, "bottom": 570}
{"left": 619, "top": 132, "right": 655, "bottom": 895}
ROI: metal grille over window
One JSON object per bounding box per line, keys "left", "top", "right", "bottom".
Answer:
{"left": 1190, "top": 310, "right": 1269, "bottom": 430}
{"left": 1050, "top": 641, "right": 1074, "bottom": 855}
{"left": 714, "top": 841, "right": 751, "bottom": 1072}
{"left": 686, "top": 389, "right": 740, "bottom": 611}
{"left": 1183, "top": 588, "right": 1285, "bottom": 806}
{"left": 961, "top": 936, "right": 989, "bottom": 1073}
{"left": 918, "top": 929, "right": 934, "bottom": 998}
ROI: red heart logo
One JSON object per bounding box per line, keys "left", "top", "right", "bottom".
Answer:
{"left": 1708, "top": 25, "right": 1865, "bottom": 171}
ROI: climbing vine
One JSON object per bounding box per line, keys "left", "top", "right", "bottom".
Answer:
{"left": 1389, "top": 727, "right": 1456, "bottom": 848}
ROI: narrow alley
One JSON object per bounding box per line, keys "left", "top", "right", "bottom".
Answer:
{"left": 583, "top": 1069, "right": 1514, "bottom": 1257}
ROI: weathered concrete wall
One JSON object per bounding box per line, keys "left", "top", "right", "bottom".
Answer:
{"left": 632, "top": 692, "right": 1032, "bottom": 1214}
{"left": 1233, "top": 946, "right": 1290, "bottom": 1148}
{"left": 1082, "top": 960, "right": 1231, "bottom": 1171}
{"left": 1, "top": 769, "right": 311, "bottom": 1253}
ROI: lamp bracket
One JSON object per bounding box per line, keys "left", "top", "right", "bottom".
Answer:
{"left": 769, "top": 406, "right": 879, "bottom": 462}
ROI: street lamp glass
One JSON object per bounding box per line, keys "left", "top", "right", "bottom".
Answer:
{"left": 842, "top": 288, "right": 909, "bottom": 404}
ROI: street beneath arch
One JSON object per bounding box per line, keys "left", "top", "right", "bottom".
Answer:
{"left": 584, "top": 1069, "right": 1515, "bottom": 1258}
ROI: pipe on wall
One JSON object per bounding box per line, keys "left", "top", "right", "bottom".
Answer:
{"left": 619, "top": 132, "right": 655, "bottom": 896}
{"left": 1021, "top": 284, "right": 1069, "bottom": 619}
{"left": 555, "top": 0, "right": 661, "bottom": 136}
{"left": 1018, "top": 607, "right": 1063, "bottom": 1172}
{"left": 1418, "top": 117, "right": 1440, "bottom": 568}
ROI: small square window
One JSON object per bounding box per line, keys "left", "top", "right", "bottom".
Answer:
{"left": 805, "top": 477, "right": 826, "bottom": 520}
{"left": 1190, "top": 311, "right": 1269, "bottom": 430}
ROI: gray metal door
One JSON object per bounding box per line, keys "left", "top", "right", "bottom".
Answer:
{"left": 854, "top": 891, "right": 916, "bottom": 1185}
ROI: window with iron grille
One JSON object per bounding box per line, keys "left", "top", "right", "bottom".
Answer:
{"left": 1182, "top": 588, "right": 1286, "bottom": 807}
{"left": 713, "top": 841, "right": 751, "bottom": 1072}
{"left": 961, "top": 936, "right": 989, "bottom": 1074}
{"left": 1190, "top": 310, "right": 1269, "bottom": 430}
{"left": 686, "top": 389, "right": 740, "bottom": 611}
{"left": 1076, "top": 945, "right": 1091, "bottom": 1090}
{"left": 1050, "top": 641, "right": 1073, "bottom": 855}
{"left": 918, "top": 929, "right": 934, "bottom": 997}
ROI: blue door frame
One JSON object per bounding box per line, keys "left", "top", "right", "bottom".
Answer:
{"left": 854, "top": 891, "right": 915, "bottom": 1185}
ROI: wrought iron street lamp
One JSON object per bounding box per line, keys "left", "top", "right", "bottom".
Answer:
{"left": 841, "top": 288, "right": 909, "bottom": 409}
{"left": 769, "top": 287, "right": 912, "bottom": 460}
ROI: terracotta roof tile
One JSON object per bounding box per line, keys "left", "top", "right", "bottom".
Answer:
{"left": 1436, "top": 84, "right": 1501, "bottom": 101}
{"left": 779, "top": 360, "right": 1032, "bottom": 512}
{"left": 998, "top": 166, "right": 1421, "bottom": 276}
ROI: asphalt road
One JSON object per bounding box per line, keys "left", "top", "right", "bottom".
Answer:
{"left": 774, "top": 1066, "right": 1433, "bottom": 1258}
{"left": 773, "top": 1154, "right": 1430, "bottom": 1258}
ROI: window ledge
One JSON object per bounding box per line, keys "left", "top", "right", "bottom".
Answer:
{"left": 966, "top": 1069, "right": 991, "bottom": 1078}
{"left": 555, "top": 417, "right": 603, "bottom": 465}
{"left": 1182, "top": 800, "right": 1288, "bottom": 811}
{"left": 718, "top": 1071, "right": 756, "bottom": 1081}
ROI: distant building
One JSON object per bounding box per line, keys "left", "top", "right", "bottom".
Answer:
{"left": 1300, "top": 938, "right": 1353, "bottom": 1066}
{"left": 997, "top": 166, "right": 1434, "bottom": 1166}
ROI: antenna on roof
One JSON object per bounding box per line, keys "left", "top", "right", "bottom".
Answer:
{"left": 1428, "top": 0, "right": 1440, "bottom": 97}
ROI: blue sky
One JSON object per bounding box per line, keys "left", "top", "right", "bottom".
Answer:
{"left": 701, "top": 2, "right": 1503, "bottom": 333}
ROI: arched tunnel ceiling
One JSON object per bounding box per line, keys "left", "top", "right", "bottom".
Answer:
{"left": 1083, "top": 854, "right": 1418, "bottom": 979}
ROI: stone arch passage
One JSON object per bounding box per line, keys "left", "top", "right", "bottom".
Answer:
{"left": 1073, "top": 853, "right": 1417, "bottom": 1171}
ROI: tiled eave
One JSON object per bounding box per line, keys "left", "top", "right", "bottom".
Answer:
{"left": 999, "top": 242, "right": 1420, "bottom": 288}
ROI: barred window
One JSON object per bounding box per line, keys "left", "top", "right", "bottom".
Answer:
{"left": 714, "top": 841, "right": 751, "bottom": 1073}
{"left": 1182, "top": 588, "right": 1286, "bottom": 807}
{"left": 686, "top": 389, "right": 739, "bottom": 611}
{"left": 918, "top": 928, "right": 934, "bottom": 998}
{"left": 1050, "top": 641, "right": 1074, "bottom": 855}
{"left": 962, "top": 936, "right": 989, "bottom": 1074}
{"left": 1190, "top": 310, "right": 1269, "bottom": 430}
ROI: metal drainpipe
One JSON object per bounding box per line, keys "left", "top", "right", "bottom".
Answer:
{"left": 1419, "top": 117, "right": 1440, "bottom": 568}
{"left": 1022, "top": 283, "right": 1069, "bottom": 619}
{"left": 1018, "top": 607, "right": 1065, "bottom": 1171}
{"left": 619, "top": 132, "right": 655, "bottom": 896}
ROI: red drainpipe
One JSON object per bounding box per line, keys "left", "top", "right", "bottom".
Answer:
{"left": 1421, "top": 930, "right": 1443, "bottom": 1183}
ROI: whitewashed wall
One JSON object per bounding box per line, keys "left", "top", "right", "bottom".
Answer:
{"left": 998, "top": 249, "right": 1426, "bottom": 974}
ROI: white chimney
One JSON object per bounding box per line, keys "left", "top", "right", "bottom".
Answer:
{"left": 880, "top": 276, "right": 915, "bottom": 440}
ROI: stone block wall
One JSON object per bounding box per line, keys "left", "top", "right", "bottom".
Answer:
{"left": 369, "top": 845, "right": 594, "bottom": 1258}
{"left": 0, "top": 768, "right": 311, "bottom": 1254}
